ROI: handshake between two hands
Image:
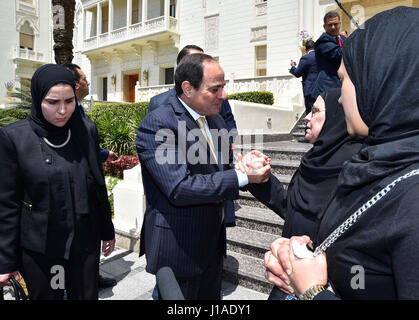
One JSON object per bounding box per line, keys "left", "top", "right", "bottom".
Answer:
{"left": 235, "top": 150, "right": 272, "bottom": 184}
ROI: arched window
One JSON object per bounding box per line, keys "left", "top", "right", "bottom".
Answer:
{"left": 19, "top": 21, "right": 34, "bottom": 50}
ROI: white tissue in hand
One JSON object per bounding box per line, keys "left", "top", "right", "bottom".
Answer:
{"left": 292, "top": 241, "right": 314, "bottom": 259}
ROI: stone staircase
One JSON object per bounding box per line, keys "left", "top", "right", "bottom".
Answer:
{"left": 222, "top": 117, "right": 311, "bottom": 294}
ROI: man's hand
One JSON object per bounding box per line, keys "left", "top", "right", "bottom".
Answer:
{"left": 107, "top": 151, "right": 120, "bottom": 164}
{"left": 102, "top": 239, "right": 115, "bottom": 257}
{"left": 247, "top": 164, "right": 271, "bottom": 183}
{"left": 235, "top": 150, "right": 271, "bottom": 183}
{"left": 290, "top": 60, "right": 297, "bottom": 67}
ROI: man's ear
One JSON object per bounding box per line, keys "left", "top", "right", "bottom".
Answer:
{"left": 74, "top": 82, "right": 80, "bottom": 90}
{"left": 181, "top": 81, "right": 193, "bottom": 98}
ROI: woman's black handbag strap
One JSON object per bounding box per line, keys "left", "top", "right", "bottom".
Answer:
{"left": 1, "top": 278, "right": 28, "bottom": 300}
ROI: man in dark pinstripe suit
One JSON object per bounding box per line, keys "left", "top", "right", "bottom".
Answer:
{"left": 136, "top": 54, "right": 270, "bottom": 300}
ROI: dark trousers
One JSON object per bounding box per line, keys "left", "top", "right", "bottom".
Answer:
{"left": 19, "top": 244, "right": 100, "bottom": 300}
{"left": 304, "top": 95, "right": 315, "bottom": 115}
{"left": 156, "top": 250, "right": 224, "bottom": 300}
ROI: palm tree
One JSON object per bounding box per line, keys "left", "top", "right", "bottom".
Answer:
{"left": 8, "top": 79, "right": 32, "bottom": 109}
{"left": 52, "top": 0, "right": 76, "bottom": 64}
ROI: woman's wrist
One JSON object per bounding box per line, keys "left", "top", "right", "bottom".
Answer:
{"left": 295, "top": 278, "right": 328, "bottom": 296}
{"left": 298, "top": 284, "right": 327, "bottom": 300}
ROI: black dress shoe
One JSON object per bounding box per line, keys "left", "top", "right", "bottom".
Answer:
{"left": 298, "top": 138, "right": 310, "bottom": 143}
{"left": 98, "top": 275, "right": 117, "bottom": 288}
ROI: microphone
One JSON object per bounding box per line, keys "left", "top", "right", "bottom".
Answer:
{"left": 156, "top": 266, "right": 185, "bottom": 300}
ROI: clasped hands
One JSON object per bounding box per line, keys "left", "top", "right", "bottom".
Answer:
{"left": 235, "top": 150, "right": 271, "bottom": 184}
{"left": 264, "top": 236, "right": 328, "bottom": 297}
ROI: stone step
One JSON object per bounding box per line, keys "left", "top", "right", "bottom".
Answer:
{"left": 236, "top": 141, "right": 311, "bottom": 162}
{"left": 237, "top": 174, "right": 291, "bottom": 209}
{"left": 223, "top": 250, "right": 273, "bottom": 294}
{"left": 292, "top": 131, "right": 305, "bottom": 137}
{"left": 270, "top": 159, "right": 300, "bottom": 176}
{"left": 227, "top": 226, "right": 280, "bottom": 259}
{"left": 234, "top": 204, "right": 284, "bottom": 235}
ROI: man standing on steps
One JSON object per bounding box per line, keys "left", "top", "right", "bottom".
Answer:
{"left": 289, "top": 39, "right": 318, "bottom": 117}
{"left": 289, "top": 39, "right": 318, "bottom": 143}
{"left": 64, "top": 63, "right": 119, "bottom": 289}
{"left": 310, "top": 12, "right": 346, "bottom": 102}
{"left": 136, "top": 54, "right": 271, "bottom": 300}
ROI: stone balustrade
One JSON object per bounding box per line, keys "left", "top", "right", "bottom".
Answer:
{"left": 135, "top": 74, "right": 303, "bottom": 108}
{"left": 82, "top": 15, "right": 178, "bottom": 53}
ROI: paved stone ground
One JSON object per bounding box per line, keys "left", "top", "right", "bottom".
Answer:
{"left": 98, "top": 247, "right": 269, "bottom": 300}
{"left": 3, "top": 246, "right": 268, "bottom": 300}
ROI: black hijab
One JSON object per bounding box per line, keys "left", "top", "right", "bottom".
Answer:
{"left": 29, "top": 64, "right": 77, "bottom": 138}
{"left": 29, "top": 64, "right": 105, "bottom": 187}
{"left": 288, "top": 88, "right": 364, "bottom": 217}
{"left": 338, "top": 6, "right": 419, "bottom": 190}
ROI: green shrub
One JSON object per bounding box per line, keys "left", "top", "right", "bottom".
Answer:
{"left": 227, "top": 91, "right": 274, "bottom": 105}
{"left": 88, "top": 102, "right": 149, "bottom": 123}
{"left": 4, "top": 108, "right": 31, "bottom": 119}
{"left": 88, "top": 102, "right": 149, "bottom": 156}
{"left": 0, "top": 108, "right": 30, "bottom": 127}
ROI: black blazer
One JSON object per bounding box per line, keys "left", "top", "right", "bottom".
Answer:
{"left": 0, "top": 118, "right": 114, "bottom": 274}
{"left": 136, "top": 94, "right": 239, "bottom": 277}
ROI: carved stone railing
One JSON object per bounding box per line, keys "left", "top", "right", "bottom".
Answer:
{"left": 225, "top": 75, "right": 302, "bottom": 107}
{"left": 99, "top": 32, "right": 109, "bottom": 46}
{"left": 129, "top": 22, "right": 142, "bottom": 36}
{"left": 144, "top": 16, "right": 164, "bottom": 32}
{"left": 135, "top": 84, "right": 173, "bottom": 103}
{"left": 135, "top": 75, "right": 303, "bottom": 108}
{"left": 83, "top": 16, "right": 178, "bottom": 52}
{"left": 111, "top": 27, "right": 127, "bottom": 42}
{"left": 13, "top": 47, "right": 45, "bottom": 62}
{"left": 84, "top": 36, "right": 97, "bottom": 50}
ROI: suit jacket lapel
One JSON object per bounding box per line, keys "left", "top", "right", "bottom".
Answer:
{"left": 169, "top": 95, "right": 219, "bottom": 168}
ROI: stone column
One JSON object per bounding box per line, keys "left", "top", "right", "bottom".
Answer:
{"left": 97, "top": 3, "right": 102, "bottom": 35}
{"left": 83, "top": 8, "right": 86, "bottom": 40}
{"left": 142, "top": 0, "right": 147, "bottom": 32}
{"left": 109, "top": 0, "right": 114, "bottom": 32}
{"left": 127, "top": 0, "right": 132, "bottom": 27}
{"left": 302, "top": 0, "right": 315, "bottom": 35}
{"left": 164, "top": 0, "right": 170, "bottom": 29}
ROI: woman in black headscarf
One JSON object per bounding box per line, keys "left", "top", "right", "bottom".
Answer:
{"left": 242, "top": 88, "right": 363, "bottom": 298}
{"left": 266, "top": 6, "right": 419, "bottom": 300}
{"left": 0, "top": 64, "right": 115, "bottom": 300}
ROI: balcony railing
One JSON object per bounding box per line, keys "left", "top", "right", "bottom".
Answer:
{"left": 83, "top": 16, "right": 178, "bottom": 52}
{"left": 135, "top": 75, "right": 303, "bottom": 108}
{"left": 13, "top": 47, "right": 45, "bottom": 62}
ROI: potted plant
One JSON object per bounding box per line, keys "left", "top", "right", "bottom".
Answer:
{"left": 297, "top": 30, "right": 313, "bottom": 54}
{"left": 5, "top": 81, "right": 14, "bottom": 101}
